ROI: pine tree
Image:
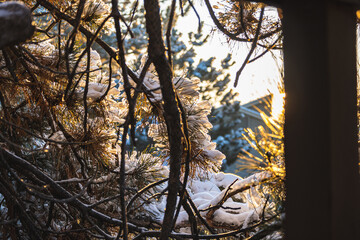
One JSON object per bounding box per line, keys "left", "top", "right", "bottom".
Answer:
{"left": 0, "top": 1, "right": 282, "bottom": 239}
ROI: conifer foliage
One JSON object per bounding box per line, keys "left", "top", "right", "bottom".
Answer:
{"left": 0, "top": 0, "right": 282, "bottom": 239}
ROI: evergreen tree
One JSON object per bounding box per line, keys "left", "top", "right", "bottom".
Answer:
{"left": 210, "top": 100, "right": 250, "bottom": 168}
{"left": 0, "top": 1, "right": 283, "bottom": 239}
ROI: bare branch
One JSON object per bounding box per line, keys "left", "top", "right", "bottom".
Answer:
{"left": 234, "top": 7, "right": 265, "bottom": 87}
{"left": 144, "top": 0, "right": 184, "bottom": 239}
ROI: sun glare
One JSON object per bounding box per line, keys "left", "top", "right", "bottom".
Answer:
{"left": 271, "top": 92, "right": 285, "bottom": 120}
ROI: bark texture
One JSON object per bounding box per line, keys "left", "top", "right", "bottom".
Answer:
{"left": 144, "top": 0, "right": 184, "bottom": 239}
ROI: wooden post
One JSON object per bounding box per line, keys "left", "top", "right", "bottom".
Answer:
{"left": 282, "top": 1, "right": 360, "bottom": 239}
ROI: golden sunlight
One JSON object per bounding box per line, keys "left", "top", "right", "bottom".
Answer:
{"left": 271, "top": 92, "right": 285, "bottom": 120}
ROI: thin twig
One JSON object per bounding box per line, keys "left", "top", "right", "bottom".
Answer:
{"left": 234, "top": 7, "right": 265, "bottom": 87}
{"left": 166, "top": 0, "right": 176, "bottom": 66}
{"left": 248, "top": 34, "right": 282, "bottom": 64}
{"left": 203, "top": 0, "right": 279, "bottom": 43}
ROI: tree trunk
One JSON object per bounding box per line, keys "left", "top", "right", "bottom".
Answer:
{"left": 144, "top": 0, "right": 184, "bottom": 239}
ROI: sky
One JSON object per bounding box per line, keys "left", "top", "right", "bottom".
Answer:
{"left": 176, "top": 1, "right": 283, "bottom": 104}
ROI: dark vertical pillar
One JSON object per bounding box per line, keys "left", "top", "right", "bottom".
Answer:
{"left": 327, "top": 4, "right": 360, "bottom": 239}
{"left": 282, "top": 1, "right": 360, "bottom": 239}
